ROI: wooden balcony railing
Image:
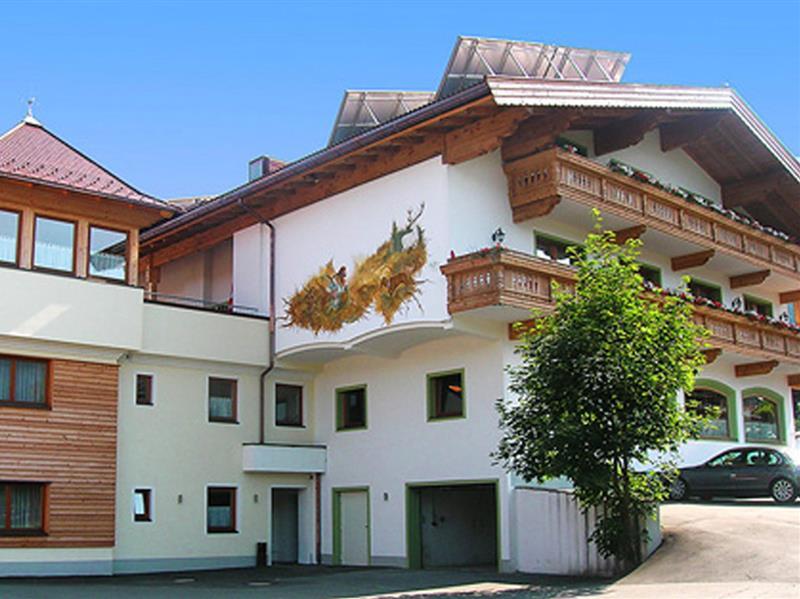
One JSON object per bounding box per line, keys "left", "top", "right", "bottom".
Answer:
{"left": 441, "top": 248, "right": 800, "bottom": 364}
{"left": 503, "top": 148, "right": 800, "bottom": 279}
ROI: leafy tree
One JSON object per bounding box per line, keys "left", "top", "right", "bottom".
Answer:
{"left": 495, "top": 217, "right": 708, "bottom": 570}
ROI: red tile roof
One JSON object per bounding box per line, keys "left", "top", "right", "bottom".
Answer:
{"left": 0, "top": 118, "right": 170, "bottom": 210}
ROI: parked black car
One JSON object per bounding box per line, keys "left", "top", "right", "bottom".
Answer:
{"left": 669, "top": 446, "right": 800, "bottom": 503}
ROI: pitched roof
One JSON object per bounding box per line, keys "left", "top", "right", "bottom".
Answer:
{"left": 0, "top": 117, "right": 172, "bottom": 210}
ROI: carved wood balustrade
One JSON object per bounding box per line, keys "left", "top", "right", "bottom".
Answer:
{"left": 441, "top": 248, "right": 800, "bottom": 364}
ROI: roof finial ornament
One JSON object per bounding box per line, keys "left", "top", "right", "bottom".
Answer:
{"left": 24, "top": 97, "right": 41, "bottom": 126}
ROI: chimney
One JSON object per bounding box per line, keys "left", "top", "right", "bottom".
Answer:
{"left": 248, "top": 156, "right": 271, "bottom": 182}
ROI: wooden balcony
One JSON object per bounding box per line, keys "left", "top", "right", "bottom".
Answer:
{"left": 441, "top": 248, "right": 800, "bottom": 365}
{"left": 503, "top": 148, "right": 800, "bottom": 280}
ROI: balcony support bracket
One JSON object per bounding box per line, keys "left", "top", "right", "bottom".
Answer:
{"left": 734, "top": 360, "right": 779, "bottom": 378}
{"left": 730, "top": 269, "right": 771, "bottom": 289}
{"left": 613, "top": 225, "right": 647, "bottom": 244}
{"left": 702, "top": 348, "right": 722, "bottom": 364}
{"left": 671, "top": 249, "right": 715, "bottom": 271}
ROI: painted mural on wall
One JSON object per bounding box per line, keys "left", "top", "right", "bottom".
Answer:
{"left": 285, "top": 204, "right": 427, "bottom": 334}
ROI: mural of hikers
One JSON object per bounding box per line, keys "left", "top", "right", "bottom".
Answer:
{"left": 284, "top": 204, "right": 428, "bottom": 334}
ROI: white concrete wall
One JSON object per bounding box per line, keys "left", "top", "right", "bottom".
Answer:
{"left": 312, "top": 334, "right": 512, "bottom": 568}
{"left": 233, "top": 224, "right": 270, "bottom": 315}
{"left": 115, "top": 356, "right": 317, "bottom": 572}
{"left": 159, "top": 240, "right": 232, "bottom": 306}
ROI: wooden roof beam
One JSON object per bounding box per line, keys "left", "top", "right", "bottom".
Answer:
{"left": 735, "top": 360, "right": 779, "bottom": 377}
{"left": 730, "top": 269, "right": 771, "bottom": 289}
{"left": 501, "top": 111, "right": 578, "bottom": 163}
{"left": 671, "top": 249, "right": 715, "bottom": 271}
{"left": 443, "top": 107, "right": 530, "bottom": 165}
{"left": 659, "top": 113, "right": 724, "bottom": 152}
{"left": 594, "top": 112, "right": 664, "bottom": 156}
{"left": 722, "top": 170, "right": 795, "bottom": 207}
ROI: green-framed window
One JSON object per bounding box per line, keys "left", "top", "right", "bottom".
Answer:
{"left": 743, "top": 294, "right": 773, "bottom": 317}
{"left": 336, "top": 385, "right": 367, "bottom": 431}
{"left": 742, "top": 388, "right": 785, "bottom": 444}
{"left": 427, "top": 369, "right": 465, "bottom": 421}
{"left": 686, "top": 382, "right": 736, "bottom": 440}
{"left": 792, "top": 389, "right": 800, "bottom": 435}
{"left": 638, "top": 263, "right": 662, "bottom": 287}
{"left": 688, "top": 278, "right": 722, "bottom": 303}
{"left": 534, "top": 232, "right": 581, "bottom": 266}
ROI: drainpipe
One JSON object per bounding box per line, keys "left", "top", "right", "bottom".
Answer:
{"left": 238, "top": 199, "right": 275, "bottom": 445}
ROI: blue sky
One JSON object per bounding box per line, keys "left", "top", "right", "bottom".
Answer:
{"left": 2, "top": 0, "right": 798, "bottom": 199}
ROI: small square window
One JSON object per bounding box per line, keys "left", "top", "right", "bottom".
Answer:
{"left": 0, "top": 482, "right": 45, "bottom": 533}
{"left": 133, "top": 488, "right": 151, "bottom": 522}
{"left": 0, "top": 356, "right": 48, "bottom": 406}
{"left": 136, "top": 374, "right": 154, "bottom": 406}
{"left": 209, "top": 378, "right": 237, "bottom": 423}
{"left": 336, "top": 386, "right": 366, "bottom": 431}
{"left": 428, "top": 371, "right": 465, "bottom": 420}
{"left": 276, "top": 384, "right": 303, "bottom": 427}
{"left": 207, "top": 487, "right": 236, "bottom": 533}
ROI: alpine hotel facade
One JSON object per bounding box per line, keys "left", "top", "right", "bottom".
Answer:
{"left": 1, "top": 37, "right": 798, "bottom": 576}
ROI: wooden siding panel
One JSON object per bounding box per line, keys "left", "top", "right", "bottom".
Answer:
{"left": 0, "top": 359, "right": 118, "bottom": 548}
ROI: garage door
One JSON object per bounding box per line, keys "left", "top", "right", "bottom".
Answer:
{"left": 408, "top": 483, "right": 497, "bottom": 569}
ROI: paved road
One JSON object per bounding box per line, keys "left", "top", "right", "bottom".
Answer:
{"left": 0, "top": 501, "right": 797, "bottom": 598}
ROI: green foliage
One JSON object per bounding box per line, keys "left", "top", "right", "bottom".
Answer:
{"left": 495, "top": 215, "right": 709, "bottom": 568}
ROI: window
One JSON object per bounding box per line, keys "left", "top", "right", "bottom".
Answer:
{"left": 133, "top": 488, "right": 152, "bottom": 522}
{"left": 688, "top": 279, "right": 722, "bottom": 303}
{"left": 743, "top": 295, "right": 773, "bottom": 317}
{"left": 793, "top": 389, "right": 800, "bottom": 435}
{"left": 33, "top": 216, "right": 75, "bottom": 273}
{"left": 0, "top": 356, "right": 48, "bottom": 407}
{"left": 275, "top": 384, "right": 303, "bottom": 427}
{"left": 686, "top": 388, "right": 730, "bottom": 439}
{"left": 744, "top": 449, "right": 783, "bottom": 467}
{"left": 744, "top": 395, "right": 780, "bottom": 442}
{"left": 638, "top": 264, "right": 661, "bottom": 287}
{"left": 208, "top": 378, "right": 237, "bottom": 423}
{"left": 207, "top": 487, "right": 236, "bottom": 533}
{"left": 89, "top": 226, "right": 127, "bottom": 281}
{"left": 135, "top": 374, "right": 154, "bottom": 406}
{"left": 707, "top": 449, "right": 745, "bottom": 468}
{"left": 336, "top": 386, "right": 367, "bottom": 431}
{"left": 535, "top": 233, "right": 579, "bottom": 265}
{"left": 0, "top": 209, "right": 20, "bottom": 265}
{"left": 0, "top": 482, "right": 45, "bottom": 534}
{"left": 428, "top": 370, "right": 465, "bottom": 420}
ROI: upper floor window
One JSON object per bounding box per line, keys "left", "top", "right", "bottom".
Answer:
{"left": 428, "top": 370, "right": 465, "bottom": 420}
{"left": 0, "top": 209, "right": 20, "bottom": 265}
{"left": 743, "top": 395, "right": 780, "bottom": 443}
{"left": 0, "top": 482, "right": 45, "bottom": 534}
{"left": 686, "top": 388, "right": 730, "bottom": 439}
{"left": 208, "top": 377, "right": 237, "bottom": 423}
{"left": 89, "top": 226, "right": 127, "bottom": 281}
{"left": 133, "top": 488, "right": 152, "bottom": 522}
{"left": 0, "top": 356, "right": 48, "bottom": 407}
{"left": 336, "top": 386, "right": 367, "bottom": 431}
{"left": 744, "top": 295, "right": 773, "bottom": 317}
{"left": 275, "top": 383, "right": 303, "bottom": 427}
{"left": 689, "top": 279, "right": 722, "bottom": 303}
{"left": 793, "top": 389, "right": 800, "bottom": 436}
{"left": 638, "top": 264, "right": 662, "bottom": 287}
{"left": 34, "top": 216, "right": 75, "bottom": 273}
{"left": 535, "top": 233, "right": 579, "bottom": 266}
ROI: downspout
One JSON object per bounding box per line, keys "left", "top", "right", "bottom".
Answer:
{"left": 238, "top": 199, "right": 275, "bottom": 445}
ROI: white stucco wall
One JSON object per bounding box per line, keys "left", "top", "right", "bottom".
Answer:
{"left": 311, "top": 334, "right": 512, "bottom": 567}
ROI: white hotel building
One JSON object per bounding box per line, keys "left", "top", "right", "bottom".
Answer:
{"left": 0, "top": 37, "right": 798, "bottom": 576}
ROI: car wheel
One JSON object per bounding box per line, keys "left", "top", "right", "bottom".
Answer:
{"left": 770, "top": 478, "right": 797, "bottom": 504}
{"left": 669, "top": 477, "right": 688, "bottom": 501}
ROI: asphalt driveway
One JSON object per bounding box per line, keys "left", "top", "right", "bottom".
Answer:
{"left": 0, "top": 501, "right": 797, "bottom": 598}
